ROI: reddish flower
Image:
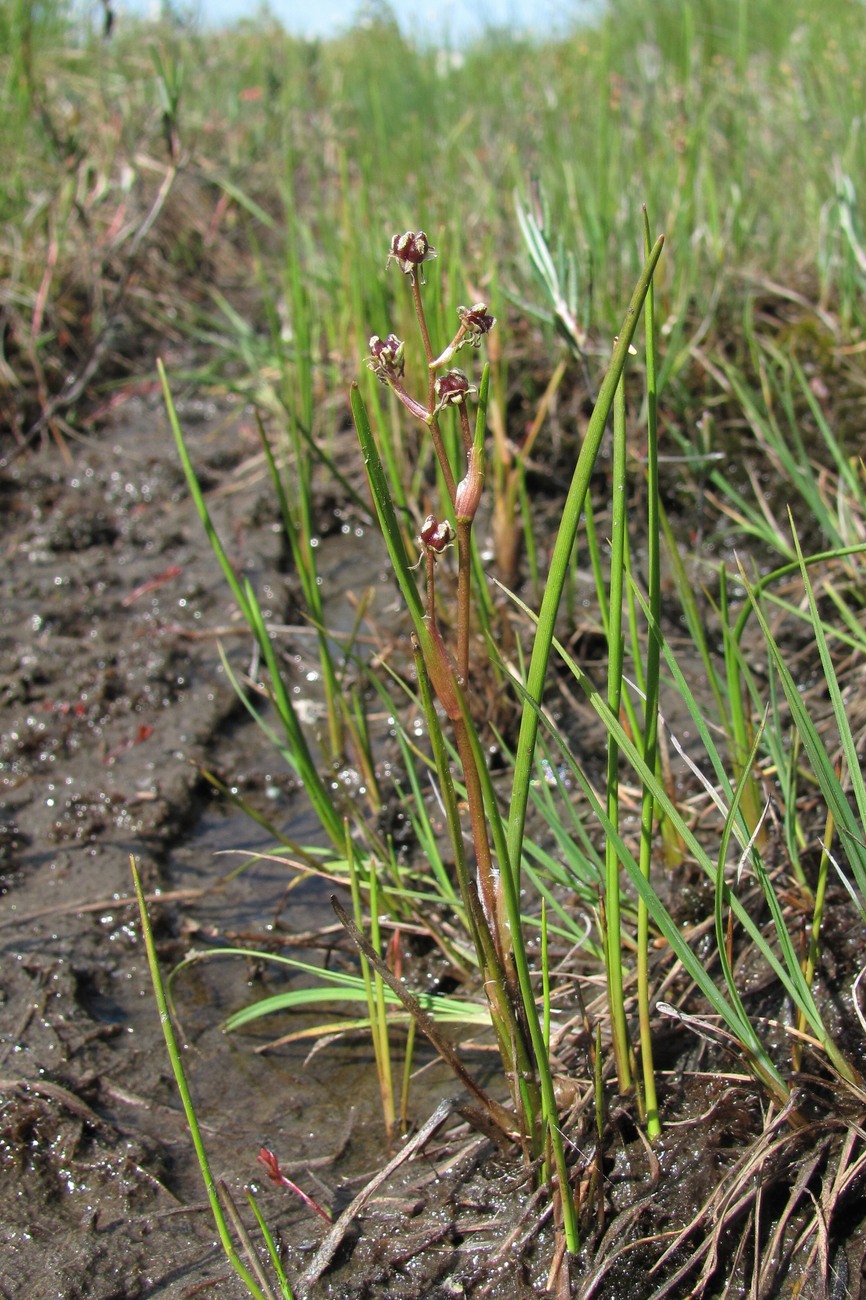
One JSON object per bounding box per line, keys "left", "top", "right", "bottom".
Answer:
{"left": 457, "top": 302, "right": 496, "bottom": 345}
{"left": 433, "top": 369, "right": 476, "bottom": 412}
{"left": 387, "top": 230, "right": 437, "bottom": 281}
{"left": 368, "top": 332, "right": 405, "bottom": 381}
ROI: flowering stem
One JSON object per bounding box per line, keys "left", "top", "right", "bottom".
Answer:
{"left": 430, "top": 324, "right": 467, "bottom": 370}
{"left": 458, "top": 402, "right": 472, "bottom": 456}
{"left": 410, "top": 281, "right": 459, "bottom": 503}
{"left": 453, "top": 718, "right": 502, "bottom": 947}
{"left": 412, "top": 275, "right": 435, "bottom": 368}
{"left": 454, "top": 375, "right": 487, "bottom": 686}
{"left": 425, "top": 547, "right": 437, "bottom": 619}
{"left": 428, "top": 413, "right": 457, "bottom": 505}
{"left": 387, "top": 376, "right": 432, "bottom": 425}
{"left": 456, "top": 520, "right": 471, "bottom": 685}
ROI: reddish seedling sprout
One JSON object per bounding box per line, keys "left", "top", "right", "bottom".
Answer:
{"left": 256, "top": 1147, "right": 333, "bottom": 1223}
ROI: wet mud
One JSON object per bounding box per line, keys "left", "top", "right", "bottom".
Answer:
{"left": 1, "top": 394, "right": 293, "bottom": 1295}
{"left": 3, "top": 394, "right": 866, "bottom": 1299}
{"left": 0, "top": 402, "right": 557, "bottom": 1298}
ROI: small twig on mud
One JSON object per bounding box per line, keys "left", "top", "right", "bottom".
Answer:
{"left": 0, "top": 1075, "right": 109, "bottom": 1128}
{"left": 300, "top": 1095, "right": 456, "bottom": 1289}
{"left": 0, "top": 886, "right": 207, "bottom": 930}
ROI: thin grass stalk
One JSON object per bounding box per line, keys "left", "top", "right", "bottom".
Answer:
{"left": 637, "top": 206, "right": 661, "bottom": 1139}
{"left": 719, "top": 566, "right": 767, "bottom": 846}
{"left": 241, "top": 584, "right": 346, "bottom": 849}
{"left": 756, "top": 657, "right": 810, "bottom": 894}
{"left": 793, "top": 797, "right": 836, "bottom": 1072}
{"left": 584, "top": 497, "right": 606, "bottom": 621}
{"left": 541, "top": 899, "right": 551, "bottom": 1056}
{"left": 491, "top": 355, "right": 567, "bottom": 590}
{"left": 731, "top": 543, "right": 866, "bottom": 650}
{"left": 789, "top": 529, "right": 866, "bottom": 841}
{"left": 160, "top": 358, "right": 252, "bottom": 621}
{"left": 347, "top": 831, "right": 395, "bottom": 1138}
{"left": 780, "top": 731, "right": 809, "bottom": 891}
{"left": 246, "top": 1191, "right": 294, "bottom": 1300}
{"left": 342, "top": 686, "right": 381, "bottom": 812}
{"left": 399, "top": 1018, "right": 417, "bottom": 1134}
{"left": 452, "top": 684, "right": 578, "bottom": 1251}
{"left": 594, "top": 1023, "right": 605, "bottom": 1146}
{"left": 791, "top": 354, "right": 866, "bottom": 518}
{"left": 256, "top": 416, "right": 343, "bottom": 762}
{"left": 749, "top": 817, "right": 858, "bottom": 1088}
{"left": 392, "top": 750, "right": 461, "bottom": 914}
{"left": 631, "top": 592, "right": 858, "bottom": 1088}
{"left": 215, "top": 639, "right": 346, "bottom": 859}
{"left": 518, "top": 466, "right": 541, "bottom": 595}
{"left": 468, "top": 524, "right": 496, "bottom": 632}
{"left": 710, "top": 722, "right": 790, "bottom": 1107}
{"left": 362, "top": 375, "right": 411, "bottom": 522}
{"left": 506, "top": 234, "right": 664, "bottom": 880}
{"left": 218, "top": 1181, "right": 283, "bottom": 1300}
{"left": 500, "top": 596, "right": 793, "bottom": 1101}
{"left": 161, "top": 362, "right": 344, "bottom": 850}
{"left": 604, "top": 360, "right": 631, "bottom": 1093}
{"left": 368, "top": 855, "right": 396, "bottom": 1139}
{"left": 740, "top": 559, "right": 866, "bottom": 911}
{"left": 657, "top": 497, "right": 728, "bottom": 720}
{"left": 130, "top": 857, "right": 274, "bottom": 1300}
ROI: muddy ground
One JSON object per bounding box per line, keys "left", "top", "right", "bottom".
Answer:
{"left": 1, "top": 393, "right": 293, "bottom": 1297}
{"left": 0, "top": 393, "right": 575, "bottom": 1299}
{"left": 3, "top": 383, "right": 866, "bottom": 1300}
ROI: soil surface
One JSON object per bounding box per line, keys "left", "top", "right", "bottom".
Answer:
{"left": 3, "top": 391, "right": 866, "bottom": 1300}
{"left": 1, "top": 393, "right": 288, "bottom": 1297}
{"left": 0, "top": 398, "right": 559, "bottom": 1299}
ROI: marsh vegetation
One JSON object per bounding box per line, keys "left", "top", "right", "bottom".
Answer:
{"left": 2, "top": 1, "right": 866, "bottom": 1295}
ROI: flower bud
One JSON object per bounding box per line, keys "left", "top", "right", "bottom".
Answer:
{"left": 367, "top": 333, "right": 405, "bottom": 382}
{"left": 419, "top": 513, "right": 454, "bottom": 554}
{"left": 433, "top": 369, "right": 475, "bottom": 412}
{"left": 386, "top": 231, "right": 437, "bottom": 281}
{"left": 455, "top": 445, "right": 484, "bottom": 523}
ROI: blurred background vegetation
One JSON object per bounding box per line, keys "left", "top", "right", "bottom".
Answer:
{"left": 2, "top": 0, "right": 864, "bottom": 447}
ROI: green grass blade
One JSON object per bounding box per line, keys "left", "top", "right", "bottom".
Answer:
{"left": 740, "top": 559, "right": 866, "bottom": 907}
{"left": 130, "top": 858, "right": 273, "bottom": 1300}
{"left": 507, "top": 234, "right": 664, "bottom": 878}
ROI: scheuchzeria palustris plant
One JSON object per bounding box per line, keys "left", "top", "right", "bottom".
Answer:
{"left": 355, "top": 219, "right": 675, "bottom": 1261}
{"left": 360, "top": 231, "right": 581, "bottom": 1251}
{"left": 367, "top": 232, "right": 513, "bottom": 998}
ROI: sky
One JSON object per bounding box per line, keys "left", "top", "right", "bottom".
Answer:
{"left": 114, "top": 0, "right": 597, "bottom": 45}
